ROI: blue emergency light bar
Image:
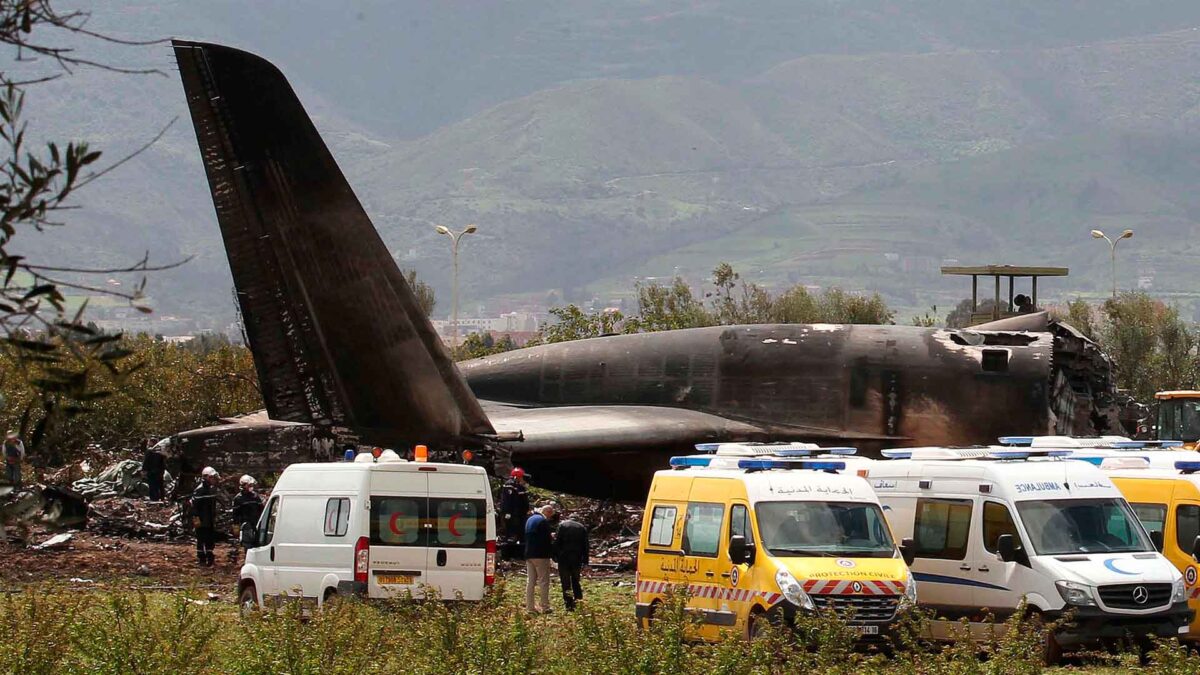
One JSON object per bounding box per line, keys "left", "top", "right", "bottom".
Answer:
{"left": 881, "top": 449, "right": 912, "bottom": 459}
{"left": 988, "top": 449, "right": 1073, "bottom": 459}
{"left": 999, "top": 436, "right": 1156, "bottom": 450}
{"left": 693, "top": 443, "right": 722, "bottom": 454}
{"left": 669, "top": 456, "right": 713, "bottom": 468}
{"left": 1175, "top": 461, "right": 1200, "bottom": 474}
{"left": 737, "top": 459, "right": 846, "bottom": 471}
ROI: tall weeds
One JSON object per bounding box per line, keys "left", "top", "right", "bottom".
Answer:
{"left": 1, "top": 585, "right": 1197, "bottom": 674}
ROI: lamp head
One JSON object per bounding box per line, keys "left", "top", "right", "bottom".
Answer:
{"left": 435, "top": 225, "right": 451, "bottom": 235}
{"left": 464, "top": 224, "right": 478, "bottom": 234}
{"left": 1090, "top": 229, "right": 1104, "bottom": 239}
{"left": 1120, "top": 229, "right": 1133, "bottom": 239}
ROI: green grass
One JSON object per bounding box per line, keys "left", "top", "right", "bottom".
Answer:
{"left": 1, "top": 575, "right": 1195, "bottom": 674}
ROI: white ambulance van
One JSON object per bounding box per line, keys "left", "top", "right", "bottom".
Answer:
{"left": 862, "top": 447, "right": 1190, "bottom": 658}
{"left": 238, "top": 449, "right": 496, "bottom": 612}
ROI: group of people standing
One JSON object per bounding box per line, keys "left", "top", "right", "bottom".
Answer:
{"left": 499, "top": 467, "right": 591, "bottom": 614}
{"left": 189, "top": 466, "right": 264, "bottom": 567}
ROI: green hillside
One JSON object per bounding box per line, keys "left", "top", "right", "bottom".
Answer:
{"left": 11, "top": 3, "right": 1200, "bottom": 325}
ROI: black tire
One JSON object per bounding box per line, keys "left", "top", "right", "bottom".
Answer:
{"left": 746, "top": 609, "right": 769, "bottom": 641}
{"left": 238, "top": 584, "right": 260, "bottom": 617}
{"left": 1030, "top": 611, "right": 1062, "bottom": 666}
{"left": 641, "top": 600, "right": 663, "bottom": 631}
{"left": 322, "top": 588, "right": 340, "bottom": 609}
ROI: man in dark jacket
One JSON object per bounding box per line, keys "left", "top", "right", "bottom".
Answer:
{"left": 141, "top": 438, "right": 166, "bottom": 501}
{"left": 191, "top": 466, "right": 220, "bottom": 566}
{"left": 230, "top": 474, "right": 263, "bottom": 563}
{"left": 498, "top": 467, "right": 530, "bottom": 558}
{"left": 524, "top": 504, "right": 555, "bottom": 613}
{"left": 554, "top": 512, "right": 589, "bottom": 610}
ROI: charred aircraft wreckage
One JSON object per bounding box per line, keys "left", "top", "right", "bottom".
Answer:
{"left": 166, "top": 41, "right": 1120, "bottom": 501}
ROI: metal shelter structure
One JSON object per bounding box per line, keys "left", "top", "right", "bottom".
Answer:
{"left": 940, "top": 265, "right": 1069, "bottom": 326}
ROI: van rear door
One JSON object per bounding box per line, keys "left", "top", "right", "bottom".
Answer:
{"left": 368, "top": 472, "right": 429, "bottom": 598}
{"left": 426, "top": 471, "right": 489, "bottom": 601}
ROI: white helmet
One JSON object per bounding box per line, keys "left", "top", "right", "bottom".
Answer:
{"left": 239, "top": 474, "right": 256, "bottom": 487}
{"left": 201, "top": 466, "right": 219, "bottom": 478}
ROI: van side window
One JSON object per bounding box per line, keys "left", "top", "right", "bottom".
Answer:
{"left": 982, "top": 501, "right": 1019, "bottom": 554}
{"left": 371, "top": 496, "right": 423, "bottom": 546}
{"left": 914, "top": 498, "right": 971, "bottom": 560}
{"left": 1177, "top": 505, "right": 1200, "bottom": 552}
{"left": 730, "top": 504, "right": 753, "bottom": 545}
{"left": 259, "top": 497, "right": 279, "bottom": 547}
{"left": 431, "top": 498, "right": 485, "bottom": 548}
{"left": 324, "top": 498, "right": 350, "bottom": 537}
{"left": 1131, "top": 503, "right": 1166, "bottom": 536}
{"left": 648, "top": 505, "right": 678, "bottom": 547}
{"left": 683, "top": 502, "right": 725, "bottom": 558}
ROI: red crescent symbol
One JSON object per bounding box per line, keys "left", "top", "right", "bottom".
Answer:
{"left": 448, "top": 513, "right": 462, "bottom": 537}
{"left": 389, "top": 512, "right": 405, "bottom": 536}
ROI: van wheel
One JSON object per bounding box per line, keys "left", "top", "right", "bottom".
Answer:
{"left": 746, "top": 609, "right": 769, "bottom": 641}
{"left": 1029, "top": 611, "right": 1062, "bottom": 665}
{"left": 238, "top": 585, "right": 260, "bottom": 617}
{"left": 322, "top": 588, "right": 340, "bottom": 609}
{"left": 641, "top": 600, "right": 663, "bottom": 631}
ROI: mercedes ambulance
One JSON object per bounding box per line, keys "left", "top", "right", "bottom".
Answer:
{"left": 1013, "top": 436, "right": 1200, "bottom": 642}
{"left": 238, "top": 447, "right": 496, "bottom": 613}
{"left": 635, "top": 443, "right": 917, "bottom": 643}
{"left": 863, "top": 446, "right": 1191, "bottom": 658}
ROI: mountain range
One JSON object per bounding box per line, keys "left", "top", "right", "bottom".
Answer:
{"left": 12, "top": 1, "right": 1200, "bottom": 325}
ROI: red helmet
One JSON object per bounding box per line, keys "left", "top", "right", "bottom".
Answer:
{"left": 510, "top": 467, "right": 526, "bottom": 479}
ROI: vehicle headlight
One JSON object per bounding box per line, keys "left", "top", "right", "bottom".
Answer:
{"left": 901, "top": 570, "right": 918, "bottom": 608}
{"left": 1172, "top": 577, "right": 1186, "bottom": 604}
{"left": 776, "top": 568, "right": 815, "bottom": 611}
{"left": 1055, "top": 580, "right": 1096, "bottom": 607}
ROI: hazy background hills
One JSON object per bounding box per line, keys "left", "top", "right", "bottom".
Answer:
{"left": 13, "top": 1, "right": 1200, "bottom": 326}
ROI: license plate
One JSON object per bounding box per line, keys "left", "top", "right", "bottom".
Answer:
{"left": 854, "top": 625, "right": 880, "bottom": 636}
{"left": 377, "top": 574, "right": 414, "bottom": 585}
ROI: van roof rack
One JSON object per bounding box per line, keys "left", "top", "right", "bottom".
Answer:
{"left": 694, "top": 442, "right": 857, "bottom": 457}
{"left": 998, "top": 436, "right": 1183, "bottom": 449}
{"left": 882, "top": 447, "right": 1071, "bottom": 461}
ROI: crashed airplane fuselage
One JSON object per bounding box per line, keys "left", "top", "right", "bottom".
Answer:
{"left": 168, "top": 40, "right": 1119, "bottom": 501}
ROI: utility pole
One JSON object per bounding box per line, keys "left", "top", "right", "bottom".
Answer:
{"left": 435, "top": 224, "right": 477, "bottom": 348}
{"left": 1090, "top": 229, "right": 1133, "bottom": 298}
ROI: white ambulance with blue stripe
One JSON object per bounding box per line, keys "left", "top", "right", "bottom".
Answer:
{"left": 861, "top": 446, "right": 1191, "bottom": 659}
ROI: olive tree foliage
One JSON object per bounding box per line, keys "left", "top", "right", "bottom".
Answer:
{"left": 1056, "top": 293, "right": 1198, "bottom": 402}
{"left": 0, "top": 334, "right": 262, "bottom": 460}
{"left": 404, "top": 268, "right": 436, "bottom": 317}
{"left": 528, "top": 263, "right": 895, "bottom": 346}
{"left": 0, "top": 2, "right": 169, "bottom": 448}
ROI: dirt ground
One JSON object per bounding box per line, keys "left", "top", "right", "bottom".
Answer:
{"left": 0, "top": 529, "right": 239, "bottom": 588}
{"left": 0, "top": 527, "right": 633, "bottom": 590}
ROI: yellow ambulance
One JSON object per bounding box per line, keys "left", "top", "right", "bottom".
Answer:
{"left": 635, "top": 444, "right": 916, "bottom": 642}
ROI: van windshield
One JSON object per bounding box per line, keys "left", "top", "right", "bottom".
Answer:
{"left": 756, "top": 501, "right": 895, "bottom": 558}
{"left": 1016, "top": 498, "right": 1152, "bottom": 555}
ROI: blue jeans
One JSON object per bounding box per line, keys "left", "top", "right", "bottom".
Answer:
{"left": 5, "top": 462, "right": 19, "bottom": 487}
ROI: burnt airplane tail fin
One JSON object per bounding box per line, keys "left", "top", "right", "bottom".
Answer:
{"left": 172, "top": 40, "right": 495, "bottom": 446}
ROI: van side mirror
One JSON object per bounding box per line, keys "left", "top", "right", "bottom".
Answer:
{"left": 729, "top": 535, "right": 755, "bottom": 565}
{"left": 996, "top": 534, "right": 1017, "bottom": 562}
{"left": 899, "top": 537, "right": 915, "bottom": 566}
{"left": 1149, "top": 530, "right": 1164, "bottom": 553}
{"left": 1192, "top": 535, "right": 1200, "bottom": 562}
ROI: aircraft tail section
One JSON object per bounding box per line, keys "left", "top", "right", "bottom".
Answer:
{"left": 172, "top": 40, "right": 494, "bottom": 445}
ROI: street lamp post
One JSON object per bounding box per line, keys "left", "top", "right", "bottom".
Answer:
{"left": 436, "top": 224, "right": 478, "bottom": 348}
{"left": 1091, "top": 229, "right": 1133, "bottom": 298}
